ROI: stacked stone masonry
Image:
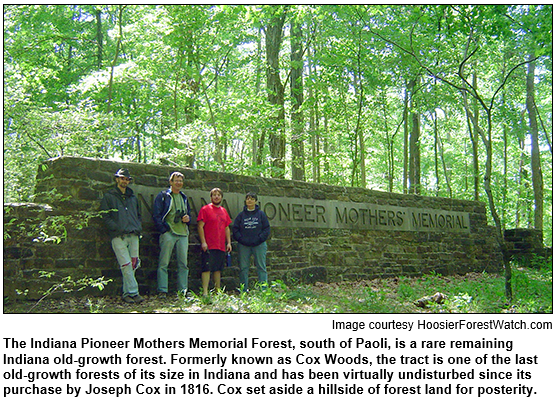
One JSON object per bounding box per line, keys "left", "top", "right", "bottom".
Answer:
{"left": 4, "top": 156, "right": 505, "bottom": 300}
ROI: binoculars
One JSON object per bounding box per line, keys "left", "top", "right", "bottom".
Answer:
{"left": 174, "top": 210, "right": 187, "bottom": 223}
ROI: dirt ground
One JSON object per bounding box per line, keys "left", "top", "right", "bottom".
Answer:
{"left": 3, "top": 279, "right": 400, "bottom": 314}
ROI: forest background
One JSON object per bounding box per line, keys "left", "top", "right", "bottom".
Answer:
{"left": 3, "top": 5, "right": 553, "bottom": 248}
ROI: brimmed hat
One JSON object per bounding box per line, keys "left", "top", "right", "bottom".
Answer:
{"left": 114, "top": 168, "right": 132, "bottom": 180}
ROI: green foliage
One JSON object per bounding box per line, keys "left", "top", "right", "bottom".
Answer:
{"left": 4, "top": 204, "right": 104, "bottom": 245}
{"left": 179, "top": 265, "right": 551, "bottom": 313}
{"left": 4, "top": 4, "right": 552, "bottom": 244}
{"left": 510, "top": 257, "right": 553, "bottom": 313}
{"left": 4, "top": 264, "right": 551, "bottom": 313}
{"left": 394, "top": 261, "right": 552, "bottom": 313}
{"left": 26, "top": 272, "right": 112, "bottom": 313}
{"left": 179, "top": 281, "right": 321, "bottom": 313}
{"left": 86, "top": 297, "right": 107, "bottom": 314}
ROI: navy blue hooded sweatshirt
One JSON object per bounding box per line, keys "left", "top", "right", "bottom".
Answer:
{"left": 232, "top": 205, "right": 270, "bottom": 247}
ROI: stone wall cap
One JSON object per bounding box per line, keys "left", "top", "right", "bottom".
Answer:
{"left": 4, "top": 202, "right": 54, "bottom": 211}
{"left": 41, "top": 156, "right": 487, "bottom": 208}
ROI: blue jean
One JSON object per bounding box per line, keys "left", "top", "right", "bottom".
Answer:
{"left": 157, "top": 231, "right": 189, "bottom": 293}
{"left": 111, "top": 235, "right": 140, "bottom": 297}
{"left": 238, "top": 242, "right": 268, "bottom": 291}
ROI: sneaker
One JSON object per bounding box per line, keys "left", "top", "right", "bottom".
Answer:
{"left": 158, "top": 292, "right": 168, "bottom": 299}
{"left": 179, "top": 290, "right": 192, "bottom": 298}
{"left": 122, "top": 295, "right": 135, "bottom": 303}
{"left": 132, "top": 294, "right": 144, "bottom": 303}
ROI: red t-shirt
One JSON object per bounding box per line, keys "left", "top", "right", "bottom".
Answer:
{"left": 197, "top": 204, "right": 232, "bottom": 251}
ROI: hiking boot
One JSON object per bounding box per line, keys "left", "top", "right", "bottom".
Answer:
{"left": 122, "top": 295, "right": 135, "bottom": 303}
{"left": 132, "top": 294, "right": 144, "bottom": 303}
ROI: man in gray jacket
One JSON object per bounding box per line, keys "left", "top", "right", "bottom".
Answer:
{"left": 100, "top": 168, "right": 144, "bottom": 303}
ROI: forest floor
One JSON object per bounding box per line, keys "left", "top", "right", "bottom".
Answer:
{"left": 4, "top": 265, "right": 552, "bottom": 314}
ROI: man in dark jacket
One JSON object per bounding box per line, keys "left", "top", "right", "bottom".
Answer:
{"left": 232, "top": 192, "right": 270, "bottom": 291}
{"left": 152, "top": 172, "right": 191, "bottom": 297}
{"left": 100, "top": 168, "right": 144, "bottom": 303}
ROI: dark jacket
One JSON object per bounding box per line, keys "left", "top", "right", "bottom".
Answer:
{"left": 232, "top": 205, "right": 270, "bottom": 247}
{"left": 152, "top": 188, "right": 191, "bottom": 234}
{"left": 100, "top": 186, "right": 142, "bottom": 239}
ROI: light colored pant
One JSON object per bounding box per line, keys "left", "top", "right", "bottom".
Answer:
{"left": 157, "top": 231, "right": 189, "bottom": 293}
{"left": 111, "top": 234, "right": 140, "bottom": 297}
{"left": 238, "top": 242, "right": 268, "bottom": 291}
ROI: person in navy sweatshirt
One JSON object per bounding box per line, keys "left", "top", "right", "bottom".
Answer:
{"left": 232, "top": 192, "right": 271, "bottom": 291}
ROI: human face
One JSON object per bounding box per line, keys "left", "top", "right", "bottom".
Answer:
{"left": 116, "top": 177, "right": 131, "bottom": 192}
{"left": 170, "top": 177, "right": 184, "bottom": 193}
{"left": 245, "top": 196, "right": 256, "bottom": 210}
{"left": 211, "top": 191, "right": 223, "bottom": 206}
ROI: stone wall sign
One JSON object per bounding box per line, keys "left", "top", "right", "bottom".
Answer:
{"left": 134, "top": 186, "right": 470, "bottom": 233}
{"left": 3, "top": 156, "right": 504, "bottom": 299}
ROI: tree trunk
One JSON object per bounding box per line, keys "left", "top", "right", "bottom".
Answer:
{"left": 290, "top": 20, "right": 305, "bottom": 181}
{"left": 501, "top": 111, "right": 508, "bottom": 228}
{"left": 353, "top": 71, "right": 366, "bottom": 187}
{"left": 172, "top": 52, "right": 185, "bottom": 130}
{"left": 354, "top": 32, "right": 366, "bottom": 187}
{"left": 463, "top": 89, "right": 512, "bottom": 298}
{"left": 485, "top": 114, "right": 512, "bottom": 300}
{"left": 95, "top": 8, "right": 103, "bottom": 70}
{"left": 381, "top": 91, "right": 394, "bottom": 192}
{"left": 471, "top": 73, "right": 481, "bottom": 201}
{"left": 203, "top": 86, "right": 224, "bottom": 170}
{"left": 438, "top": 125, "right": 453, "bottom": 198}
{"left": 253, "top": 28, "right": 263, "bottom": 168}
{"left": 403, "top": 81, "right": 409, "bottom": 193}
{"left": 408, "top": 77, "right": 421, "bottom": 195}
{"left": 107, "top": 5, "right": 125, "bottom": 113}
{"left": 526, "top": 54, "right": 544, "bottom": 240}
{"left": 462, "top": 73, "right": 480, "bottom": 201}
{"left": 264, "top": 6, "right": 287, "bottom": 178}
{"left": 514, "top": 137, "right": 526, "bottom": 227}
{"left": 308, "top": 45, "right": 320, "bottom": 183}
{"left": 434, "top": 111, "right": 440, "bottom": 196}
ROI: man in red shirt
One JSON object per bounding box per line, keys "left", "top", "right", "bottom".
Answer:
{"left": 197, "top": 188, "right": 232, "bottom": 296}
